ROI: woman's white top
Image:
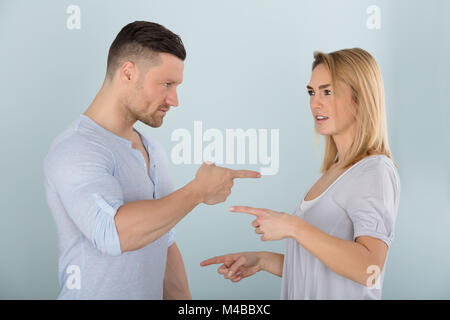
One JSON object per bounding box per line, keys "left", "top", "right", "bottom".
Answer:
{"left": 281, "top": 155, "right": 401, "bottom": 300}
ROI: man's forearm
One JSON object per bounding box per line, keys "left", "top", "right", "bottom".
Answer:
{"left": 115, "top": 181, "right": 202, "bottom": 253}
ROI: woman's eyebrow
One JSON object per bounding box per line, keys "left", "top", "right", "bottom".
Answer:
{"left": 307, "top": 84, "right": 331, "bottom": 90}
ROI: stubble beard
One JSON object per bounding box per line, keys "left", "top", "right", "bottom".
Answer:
{"left": 139, "top": 111, "right": 163, "bottom": 128}
{"left": 127, "top": 82, "right": 165, "bottom": 128}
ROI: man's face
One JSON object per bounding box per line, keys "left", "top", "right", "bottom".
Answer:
{"left": 125, "top": 52, "right": 184, "bottom": 128}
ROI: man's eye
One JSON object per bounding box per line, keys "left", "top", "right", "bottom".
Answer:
{"left": 163, "top": 82, "right": 170, "bottom": 87}
{"left": 307, "top": 90, "right": 315, "bottom": 96}
{"left": 324, "top": 90, "right": 332, "bottom": 95}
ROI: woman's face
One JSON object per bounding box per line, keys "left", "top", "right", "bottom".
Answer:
{"left": 307, "top": 64, "right": 357, "bottom": 138}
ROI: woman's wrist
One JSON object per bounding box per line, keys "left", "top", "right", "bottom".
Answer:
{"left": 285, "top": 214, "right": 305, "bottom": 240}
{"left": 253, "top": 251, "right": 263, "bottom": 272}
{"left": 256, "top": 251, "right": 284, "bottom": 277}
{"left": 256, "top": 251, "right": 272, "bottom": 272}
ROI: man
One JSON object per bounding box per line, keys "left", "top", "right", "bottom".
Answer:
{"left": 43, "top": 21, "right": 260, "bottom": 299}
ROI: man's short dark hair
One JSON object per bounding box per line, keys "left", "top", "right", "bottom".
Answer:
{"left": 106, "top": 21, "right": 186, "bottom": 79}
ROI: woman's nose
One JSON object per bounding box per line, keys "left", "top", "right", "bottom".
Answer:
{"left": 310, "top": 94, "right": 323, "bottom": 110}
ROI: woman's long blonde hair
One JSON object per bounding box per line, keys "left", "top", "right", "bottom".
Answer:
{"left": 312, "top": 48, "right": 397, "bottom": 173}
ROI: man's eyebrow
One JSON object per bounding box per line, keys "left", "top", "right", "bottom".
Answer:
{"left": 164, "top": 79, "right": 182, "bottom": 84}
{"left": 306, "top": 84, "right": 331, "bottom": 90}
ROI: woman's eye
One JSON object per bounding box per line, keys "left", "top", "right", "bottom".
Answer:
{"left": 307, "top": 90, "right": 315, "bottom": 96}
{"left": 324, "top": 90, "right": 332, "bottom": 95}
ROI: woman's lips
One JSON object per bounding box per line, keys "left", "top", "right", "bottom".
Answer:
{"left": 315, "top": 117, "right": 328, "bottom": 123}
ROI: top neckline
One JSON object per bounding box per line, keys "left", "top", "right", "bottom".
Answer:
{"left": 79, "top": 114, "right": 149, "bottom": 151}
{"left": 302, "top": 154, "right": 389, "bottom": 203}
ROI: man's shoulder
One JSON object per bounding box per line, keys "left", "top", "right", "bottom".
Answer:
{"left": 48, "top": 130, "right": 105, "bottom": 158}
{"left": 44, "top": 119, "right": 113, "bottom": 173}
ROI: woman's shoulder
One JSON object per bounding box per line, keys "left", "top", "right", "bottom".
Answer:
{"left": 353, "top": 154, "right": 397, "bottom": 174}
{"left": 331, "top": 154, "right": 401, "bottom": 209}
{"left": 348, "top": 154, "right": 400, "bottom": 191}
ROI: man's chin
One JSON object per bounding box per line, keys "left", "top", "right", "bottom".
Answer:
{"left": 150, "top": 122, "right": 163, "bottom": 128}
{"left": 141, "top": 118, "right": 163, "bottom": 128}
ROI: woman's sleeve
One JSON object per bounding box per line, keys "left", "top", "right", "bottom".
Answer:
{"left": 345, "top": 161, "right": 401, "bottom": 247}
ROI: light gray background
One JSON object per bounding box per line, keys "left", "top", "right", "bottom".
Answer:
{"left": 0, "top": 0, "right": 449, "bottom": 299}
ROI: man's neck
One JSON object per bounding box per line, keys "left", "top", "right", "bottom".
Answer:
{"left": 84, "top": 85, "right": 137, "bottom": 141}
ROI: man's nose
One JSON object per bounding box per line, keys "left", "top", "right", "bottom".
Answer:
{"left": 165, "top": 89, "right": 179, "bottom": 107}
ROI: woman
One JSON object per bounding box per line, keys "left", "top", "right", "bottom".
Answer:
{"left": 200, "top": 48, "right": 401, "bottom": 300}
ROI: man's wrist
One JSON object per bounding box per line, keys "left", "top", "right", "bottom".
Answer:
{"left": 183, "top": 180, "right": 204, "bottom": 205}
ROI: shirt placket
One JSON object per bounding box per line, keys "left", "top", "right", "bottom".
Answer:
{"left": 129, "top": 145, "right": 156, "bottom": 199}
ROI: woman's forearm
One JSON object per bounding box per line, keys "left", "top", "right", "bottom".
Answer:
{"left": 288, "top": 217, "right": 382, "bottom": 286}
{"left": 258, "top": 251, "right": 284, "bottom": 277}
{"left": 163, "top": 243, "right": 192, "bottom": 300}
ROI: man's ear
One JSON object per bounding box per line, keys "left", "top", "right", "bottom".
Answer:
{"left": 119, "top": 61, "right": 136, "bottom": 82}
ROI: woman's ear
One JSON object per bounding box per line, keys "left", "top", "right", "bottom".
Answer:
{"left": 350, "top": 86, "right": 359, "bottom": 106}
